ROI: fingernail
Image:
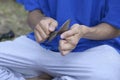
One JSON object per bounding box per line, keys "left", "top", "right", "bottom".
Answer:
{"left": 60, "top": 35, "right": 64, "bottom": 39}
{"left": 49, "top": 27, "right": 55, "bottom": 31}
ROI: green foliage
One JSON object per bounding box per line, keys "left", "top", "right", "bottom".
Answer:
{"left": 0, "top": 0, "right": 32, "bottom": 37}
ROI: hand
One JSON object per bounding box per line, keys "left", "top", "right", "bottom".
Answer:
{"left": 34, "top": 17, "right": 58, "bottom": 43}
{"left": 59, "top": 24, "right": 89, "bottom": 56}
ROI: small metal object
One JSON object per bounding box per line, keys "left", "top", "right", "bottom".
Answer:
{"left": 48, "top": 19, "right": 70, "bottom": 42}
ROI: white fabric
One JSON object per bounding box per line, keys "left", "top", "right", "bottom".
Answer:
{"left": 0, "top": 36, "right": 120, "bottom": 80}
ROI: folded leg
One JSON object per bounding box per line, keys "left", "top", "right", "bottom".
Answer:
{"left": 0, "top": 36, "right": 47, "bottom": 80}
{"left": 41, "top": 45, "right": 120, "bottom": 80}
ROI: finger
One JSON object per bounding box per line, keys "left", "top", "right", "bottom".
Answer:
{"left": 49, "top": 19, "right": 58, "bottom": 32}
{"left": 39, "top": 18, "right": 58, "bottom": 34}
{"left": 59, "top": 40, "right": 74, "bottom": 51}
{"left": 39, "top": 20, "right": 50, "bottom": 35}
{"left": 35, "top": 25, "right": 48, "bottom": 41}
{"left": 61, "top": 44, "right": 74, "bottom": 51}
{"left": 59, "top": 46, "right": 71, "bottom": 56}
{"left": 65, "top": 34, "right": 80, "bottom": 46}
{"left": 61, "top": 50, "right": 71, "bottom": 56}
{"left": 71, "top": 23, "right": 80, "bottom": 29}
{"left": 59, "top": 40, "right": 67, "bottom": 50}
{"left": 34, "top": 29, "right": 42, "bottom": 42}
{"left": 61, "top": 30, "right": 77, "bottom": 39}
{"left": 61, "top": 24, "right": 80, "bottom": 39}
{"left": 59, "top": 40, "right": 72, "bottom": 56}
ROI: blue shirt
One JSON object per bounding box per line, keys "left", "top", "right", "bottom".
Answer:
{"left": 17, "top": 0, "right": 120, "bottom": 53}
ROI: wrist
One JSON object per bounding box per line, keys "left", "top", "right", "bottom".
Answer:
{"left": 27, "top": 10, "right": 45, "bottom": 30}
{"left": 80, "top": 25, "right": 94, "bottom": 38}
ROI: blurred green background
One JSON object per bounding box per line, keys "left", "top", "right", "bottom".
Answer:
{"left": 0, "top": 0, "right": 32, "bottom": 37}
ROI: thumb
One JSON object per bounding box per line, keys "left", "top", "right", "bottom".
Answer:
{"left": 49, "top": 20, "right": 58, "bottom": 32}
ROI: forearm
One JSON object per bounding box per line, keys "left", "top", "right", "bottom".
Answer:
{"left": 27, "top": 10, "right": 44, "bottom": 29}
{"left": 83, "top": 23, "right": 120, "bottom": 40}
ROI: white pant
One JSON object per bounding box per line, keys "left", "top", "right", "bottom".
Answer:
{"left": 0, "top": 36, "right": 120, "bottom": 80}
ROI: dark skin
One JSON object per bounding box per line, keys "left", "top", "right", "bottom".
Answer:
{"left": 27, "top": 10, "right": 120, "bottom": 56}
{"left": 28, "top": 10, "right": 58, "bottom": 42}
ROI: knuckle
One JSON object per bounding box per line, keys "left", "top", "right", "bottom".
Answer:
{"left": 63, "top": 33, "right": 68, "bottom": 37}
{"left": 61, "top": 46, "right": 67, "bottom": 51}
{"left": 71, "top": 24, "right": 80, "bottom": 31}
{"left": 46, "top": 17, "right": 53, "bottom": 22}
{"left": 60, "top": 47, "right": 64, "bottom": 51}
{"left": 80, "top": 25, "right": 86, "bottom": 27}
{"left": 38, "top": 40, "right": 41, "bottom": 43}
{"left": 37, "top": 38, "right": 42, "bottom": 42}
{"left": 39, "top": 20, "right": 43, "bottom": 24}
{"left": 39, "top": 20, "right": 45, "bottom": 25}
{"left": 47, "top": 31, "right": 50, "bottom": 35}
{"left": 73, "top": 23, "right": 80, "bottom": 27}
{"left": 71, "top": 41, "right": 78, "bottom": 46}
{"left": 40, "top": 38, "right": 44, "bottom": 42}
{"left": 75, "top": 25, "right": 80, "bottom": 29}
{"left": 43, "top": 35, "right": 48, "bottom": 39}
{"left": 50, "top": 21, "right": 58, "bottom": 29}
{"left": 72, "top": 43, "right": 76, "bottom": 46}
{"left": 41, "top": 36, "right": 46, "bottom": 40}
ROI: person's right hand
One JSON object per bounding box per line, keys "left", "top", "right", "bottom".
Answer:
{"left": 34, "top": 17, "right": 58, "bottom": 43}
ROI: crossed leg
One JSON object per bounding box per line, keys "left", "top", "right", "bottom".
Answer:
{"left": 0, "top": 36, "right": 47, "bottom": 80}
{"left": 0, "top": 36, "right": 120, "bottom": 80}
{"left": 41, "top": 45, "right": 120, "bottom": 80}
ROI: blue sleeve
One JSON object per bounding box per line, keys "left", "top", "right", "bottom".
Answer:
{"left": 16, "top": 0, "right": 41, "bottom": 11}
{"left": 101, "top": 0, "right": 120, "bottom": 29}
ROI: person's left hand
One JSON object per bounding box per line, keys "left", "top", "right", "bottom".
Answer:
{"left": 59, "top": 24, "right": 89, "bottom": 56}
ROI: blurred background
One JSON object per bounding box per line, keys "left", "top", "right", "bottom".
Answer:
{"left": 0, "top": 0, "right": 32, "bottom": 41}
